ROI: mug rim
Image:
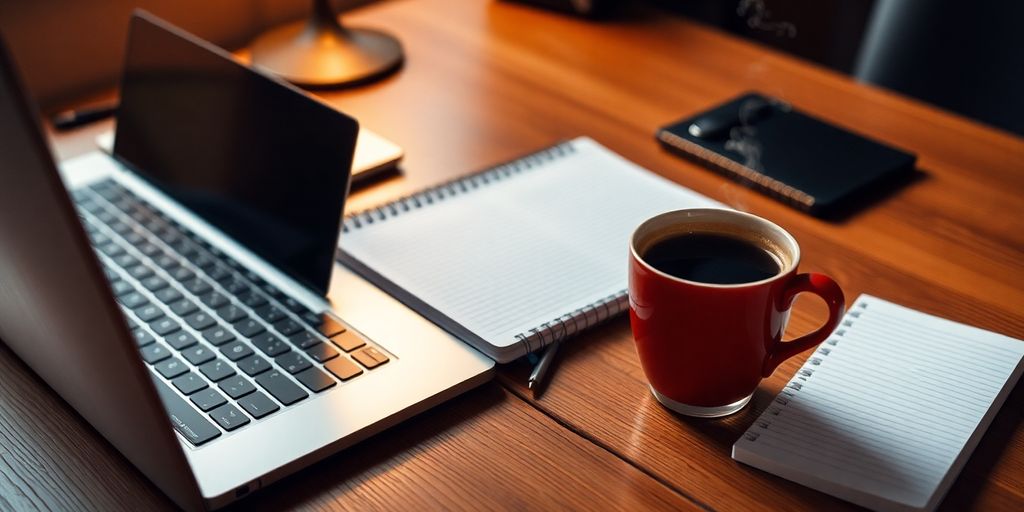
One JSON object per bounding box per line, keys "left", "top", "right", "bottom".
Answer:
{"left": 630, "top": 208, "right": 801, "bottom": 289}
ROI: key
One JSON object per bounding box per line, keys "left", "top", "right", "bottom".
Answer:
{"left": 199, "top": 358, "right": 236, "bottom": 382}
{"left": 236, "top": 355, "right": 270, "bottom": 376}
{"left": 131, "top": 327, "right": 155, "bottom": 347}
{"left": 324, "top": 357, "right": 362, "bottom": 381}
{"left": 294, "top": 367, "right": 336, "bottom": 393}
{"left": 111, "top": 253, "right": 140, "bottom": 269}
{"left": 151, "top": 376, "right": 220, "bottom": 446}
{"left": 254, "top": 305, "right": 286, "bottom": 324}
{"left": 153, "top": 253, "right": 178, "bottom": 270}
{"left": 166, "top": 330, "right": 198, "bottom": 350}
{"left": 233, "top": 318, "right": 264, "bottom": 338}
{"left": 202, "top": 325, "right": 235, "bottom": 346}
{"left": 305, "top": 314, "right": 346, "bottom": 338}
{"left": 154, "top": 286, "right": 183, "bottom": 304}
{"left": 224, "top": 279, "right": 248, "bottom": 295}
{"left": 353, "top": 347, "right": 390, "bottom": 369}
{"left": 275, "top": 352, "right": 311, "bottom": 374}
{"left": 140, "top": 343, "right": 171, "bottom": 364}
{"left": 192, "top": 253, "right": 216, "bottom": 270}
{"left": 219, "top": 341, "right": 253, "bottom": 361}
{"left": 170, "top": 298, "right": 199, "bottom": 317}
{"left": 184, "top": 311, "right": 216, "bottom": 331}
{"left": 111, "top": 280, "right": 135, "bottom": 297}
{"left": 155, "top": 357, "right": 188, "bottom": 379}
{"left": 209, "top": 403, "right": 250, "bottom": 431}
{"left": 206, "top": 265, "right": 232, "bottom": 283}
{"left": 216, "top": 304, "right": 247, "bottom": 323}
{"left": 252, "top": 332, "right": 290, "bottom": 357}
{"left": 190, "top": 388, "right": 227, "bottom": 412}
{"left": 304, "top": 342, "right": 339, "bottom": 363}
{"left": 281, "top": 297, "right": 306, "bottom": 313}
{"left": 134, "top": 303, "right": 163, "bottom": 323}
{"left": 200, "top": 292, "right": 229, "bottom": 309}
{"left": 182, "top": 345, "right": 216, "bottom": 366}
{"left": 218, "top": 375, "right": 256, "bottom": 399}
{"left": 138, "top": 242, "right": 161, "bottom": 257}
{"left": 119, "top": 291, "right": 148, "bottom": 309}
{"left": 182, "top": 278, "right": 212, "bottom": 296}
{"left": 273, "top": 318, "right": 302, "bottom": 336}
{"left": 150, "top": 317, "right": 180, "bottom": 336}
{"left": 288, "top": 330, "right": 322, "bottom": 350}
{"left": 140, "top": 276, "right": 169, "bottom": 292}
{"left": 236, "top": 392, "right": 280, "bottom": 419}
{"left": 239, "top": 291, "right": 267, "bottom": 308}
{"left": 98, "top": 242, "right": 126, "bottom": 258}
{"left": 127, "top": 264, "right": 154, "bottom": 280}
{"left": 168, "top": 266, "right": 193, "bottom": 282}
{"left": 330, "top": 331, "right": 366, "bottom": 352}
{"left": 255, "top": 371, "right": 307, "bottom": 406}
{"left": 172, "top": 372, "right": 208, "bottom": 395}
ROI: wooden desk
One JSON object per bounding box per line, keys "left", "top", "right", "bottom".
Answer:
{"left": 8, "top": 0, "right": 1023, "bottom": 509}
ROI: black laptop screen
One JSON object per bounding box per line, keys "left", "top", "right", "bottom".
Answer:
{"left": 114, "top": 13, "right": 358, "bottom": 296}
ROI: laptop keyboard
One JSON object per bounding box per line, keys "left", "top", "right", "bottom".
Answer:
{"left": 70, "top": 179, "right": 390, "bottom": 446}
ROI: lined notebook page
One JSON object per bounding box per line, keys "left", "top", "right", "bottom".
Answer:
{"left": 732, "top": 294, "right": 1024, "bottom": 512}
{"left": 339, "top": 137, "right": 720, "bottom": 360}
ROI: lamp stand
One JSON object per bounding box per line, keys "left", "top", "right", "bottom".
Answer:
{"left": 250, "top": 0, "right": 404, "bottom": 88}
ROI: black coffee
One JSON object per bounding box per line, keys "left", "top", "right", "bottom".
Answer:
{"left": 643, "top": 233, "right": 782, "bottom": 284}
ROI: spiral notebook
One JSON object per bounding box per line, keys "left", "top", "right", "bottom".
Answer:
{"left": 336, "top": 137, "right": 721, "bottom": 362}
{"left": 733, "top": 295, "right": 1024, "bottom": 512}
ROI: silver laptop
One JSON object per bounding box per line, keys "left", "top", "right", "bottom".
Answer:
{"left": 0, "top": 11, "right": 492, "bottom": 511}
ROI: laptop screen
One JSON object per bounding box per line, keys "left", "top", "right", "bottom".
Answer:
{"left": 113, "top": 13, "right": 358, "bottom": 296}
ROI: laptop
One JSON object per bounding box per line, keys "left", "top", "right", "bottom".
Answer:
{"left": 0, "top": 11, "right": 492, "bottom": 511}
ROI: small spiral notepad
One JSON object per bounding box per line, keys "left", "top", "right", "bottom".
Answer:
{"left": 732, "top": 294, "right": 1024, "bottom": 512}
{"left": 336, "top": 137, "right": 720, "bottom": 362}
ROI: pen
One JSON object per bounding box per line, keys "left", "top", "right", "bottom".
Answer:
{"left": 51, "top": 101, "right": 118, "bottom": 131}
{"left": 527, "top": 340, "right": 561, "bottom": 398}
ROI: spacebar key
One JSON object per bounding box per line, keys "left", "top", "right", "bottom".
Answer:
{"left": 151, "top": 376, "right": 221, "bottom": 446}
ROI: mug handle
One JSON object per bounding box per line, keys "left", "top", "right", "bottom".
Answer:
{"left": 761, "top": 273, "right": 845, "bottom": 377}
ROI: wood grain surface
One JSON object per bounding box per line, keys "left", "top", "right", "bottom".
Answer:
{"left": 6, "top": 0, "right": 1023, "bottom": 510}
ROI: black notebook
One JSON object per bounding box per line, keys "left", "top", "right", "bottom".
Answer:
{"left": 657, "top": 92, "right": 917, "bottom": 217}
{"left": 336, "top": 137, "right": 720, "bottom": 362}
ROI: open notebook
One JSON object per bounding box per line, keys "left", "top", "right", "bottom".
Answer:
{"left": 733, "top": 295, "right": 1024, "bottom": 512}
{"left": 336, "top": 137, "right": 721, "bottom": 362}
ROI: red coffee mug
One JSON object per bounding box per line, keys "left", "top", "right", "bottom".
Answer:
{"left": 628, "top": 209, "right": 845, "bottom": 417}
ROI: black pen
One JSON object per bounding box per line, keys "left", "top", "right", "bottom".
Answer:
{"left": 51, "top": 101, "right": 118, "bottom": 131}
{"left": 527, "top": 340, "right": 561, "bottom": 398}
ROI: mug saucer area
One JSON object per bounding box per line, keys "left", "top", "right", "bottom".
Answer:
{"left": 650, "top": 387, "right": 753, "bottom": 418}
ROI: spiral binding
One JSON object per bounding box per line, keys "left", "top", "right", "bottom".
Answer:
{"left": 341, "top": 140, "right": 577, "bottom": 233}
{"left": 512, "top": 291, "right": 628, "bottom": 355}
{"left": 743, "top": 299, "right": 869, "bottom": 443}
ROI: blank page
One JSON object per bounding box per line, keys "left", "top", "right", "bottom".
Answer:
{"left": 339, "top": 137, "right": 720, "bottom": 360}
{"left": 733, "top": 295, "right": 1024, "bottom": 512}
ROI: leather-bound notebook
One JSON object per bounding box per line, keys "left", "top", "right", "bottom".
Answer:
{"left": 336, "top": 137, "right": 720, "bottom": 362}
{"left": 657, "top": 92, "right": 916, "bottom": 217}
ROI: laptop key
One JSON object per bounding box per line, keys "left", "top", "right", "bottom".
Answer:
{"left": 111, "top": 253, "right": 140, "bottom": 269}
{"left": 220, "top": 341, "right": 253, "bottom": 361}
{"left": 216, "top": 304, "right": 246, "bottom": 323}
{"left": 182, "top": 278, "right": 212, "bottom": 296}
{"left": 111, "top": 280, "right": 135, "bottom": 298}
{"left": 150, "top": 317, "right": 181, "bottom": 336}
{"left": 305, "top": 342, "right": 339, "bottom": 363}
{"left": 330, "top": 331, "right": 366, "bottom": 353}
{"left": 127, "top": 264, "right": 154, "bottom": 280}
{"left": 154, "top": 286, "right": 183, "bottom": 304}
{"left": 218, "top": 375, "right": 256, "bottom": 399}
{"left": 224, "top": 279, "right": 247, "bottom": 295}
{"left": 255, "top": 371, "right": 308, "bottom": 406}
{"left": 166, "top": 330, "right": 198, "bottom": 350}
{"left": 140, "top": 343, "right": 171, "bottom": 364}
{"left": 236, "top": 355, "right": 271, "bottom": 377}
{"left": 238, "top": 291, "right": 267, "bottom": 308}
{"left": 254, "top": 305, "right": 286, "bottom": 324}
{"left": 184, "top": 311, "right": 215, "bottom": 331}
{"left": 324, "top": 358, "right": 363, "bottom": 381}
{"left": 209, "top": 404, "right": 250, "bottom": 431}
{"left": 182, "top": 345, "right": 216, "bottom": 366}
{"left": 202, "top": 325, "right": 235, "bottom": 346}
{"left": 274, "top": 318, "right": 302, "bottom": 336}
{"left": 206, "top": 265, "right": 232, "bottom": 283}
{"left": 288, "top": 331, "right": 322, "bottom": 351}
{"left": 171, "top": 372, "right": 208, "bottom": 396}
{"left": 294, "top": 367, "right": 337, "bottom": 392}
{"left": 153, "top": 253, "right": 178, "bottom": 270}
{"left": 155, "top": 357, "right": 188, "bottom": 379}
{"left": 190, "top": 388, "right": 227, "bottom": 412}
{"left": 252, "top": 332, "right": 290, "bottom": 357}
{"left": 233, "top": 318, "right": 264, "bottom": 338}
{"left": 275, "top": 352, "right": 311, "bottom": 374}
{"left": 119, "top": 291, "right": 148, "bottom": 309}
{"left": 170, "top": 298, "right": 199, "bottom": 317}
{"left": 200, "top": 292, "right": 229, "bottom": 309}
{"left": 134, "top": 304, "right": 163, "bottom": 323}
{"left": 168, "top": 266, "right": 193, "bottom": 282}
{"left": 199, "top": 358, "right": 236, "bottom": 382}
{"left": 131, "top": 327, "right": 155, "bottom": 347}
{"left": 306, "top": 314, "right": 346, "bottom": 338}
{"left": 353, "top": 347, "right": 390, "bottom": 369}
{"left": 140, "top": 276, "right": 169, "bottom": 292}
{"left": 151, "top": 377, "right": 220, "bottom": 446}
{"left": 236, "top": 392, "right": 280, "bottom": 419}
